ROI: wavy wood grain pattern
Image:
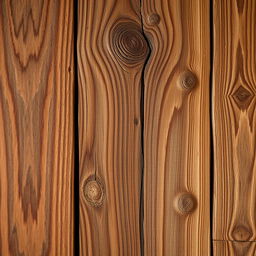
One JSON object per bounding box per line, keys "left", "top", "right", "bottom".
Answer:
{"left": 0, "top": 0, "right": 74, "bottom": 255}
{"left": 141, "top": 1, "right": 210, "bottom": 255}
{"left": 214, "top": 241, "right": 256, "bottom": 255}
{"left": 213, "top": 0, "right": 256, "bottom": 244}
{"left": 78, "top": 0, "right": 148, "bottom": 255}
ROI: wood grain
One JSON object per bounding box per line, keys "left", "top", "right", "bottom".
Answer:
{"left": 0, "top": 0, "right": 74, "bottom": 255}
{"left": 214, "top": 241, "right": 256, "bottom": 255}
{"left": 141, "top": 0, "right": 210, "bottom": 255}
{"left": 78, "top": 0, "right": 148, "bottom": 255}
{"left": 213, "top": 0, "right": 256, "bottom": 246}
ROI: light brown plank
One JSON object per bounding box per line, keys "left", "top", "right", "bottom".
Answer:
{"left": 141, "top": 0, "right": 210, "bottom": 255}
{"left": 0, "top": 0, "right": 74, "bottom": 255}
{"left": 213, "top": 0, "right": 256, "bottom": 244}
{"left": 78, "top": 0, "right": 148, "bottom": 255}
{"left": 214, "top": 241, "right": 256, "bottom": 255}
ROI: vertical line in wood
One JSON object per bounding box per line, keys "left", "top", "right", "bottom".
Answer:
{"left": 209, "top": 0, "right": 215, "bottom": 253}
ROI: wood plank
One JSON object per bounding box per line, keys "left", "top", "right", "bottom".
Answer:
{"left": 214, "top": 241, "right": 256, "bottom": 255}
{"left": 213, "top": 0, "right": 256, "bottom": 243}
{"left": 78, "top": 0, "right": 148, "bottom": 255}
{"left": 141, "top": 0, "right": 210, "bottom": 255}
{"left": 0, "top": 1, "right": 74, "bottom": 255}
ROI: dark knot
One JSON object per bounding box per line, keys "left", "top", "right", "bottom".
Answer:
{"left": 111, "top": 22, "right": 149, "bottom": 67}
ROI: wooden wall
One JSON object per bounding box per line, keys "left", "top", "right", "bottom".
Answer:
{"left": 0, "top": 0, "right": 255, "bottom": 255}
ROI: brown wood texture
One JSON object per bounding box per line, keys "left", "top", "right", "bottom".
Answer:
{"left": 213, "top": 0, "right": 256, "bottom": 246}
{"left": 141, "top": 0, "right": 210, "bottom": 255}
{"left": 78, "top": 0, "right": 148, "bottom": 255}
{"left": 0, "top": 1, "right": 74, "bottom": 255}
{"left": 214, "top": 241, "right": 256, "bottom": 255}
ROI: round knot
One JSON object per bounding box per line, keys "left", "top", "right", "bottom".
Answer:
{"left": 179, "top": 70, "right": 197, "bottom": 90}
{"left": 174, "top": 193, "right": 197, "bottom": 215}
{"left": 147, "top": 13, "right": 160, "bottom": 26}
{"left": 232, "top": 226, "right": 252, "bottom": 241}
{"left": 111, "top": 22, "right": 149, "bottom": 67}
{"left": 83, "top": 177, "right": 104, "bottom": 207}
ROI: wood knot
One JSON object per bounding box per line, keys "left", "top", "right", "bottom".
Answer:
{"left": 232, "top": 226, "right": 252, "bottom": 241}
{"left": 83, "top": 176, "right": 104, "bottom": 207}
{"left": 232, "top": 85, "right": 253, "bottom": 110}
{"left": 174, "top": 193, "right": 197, "bottom": 215}
{"left": 179, "top": 70, "right": 197, "bottom": 90}
{"left": 111, "top": 22, "right": 149, "bottom": 67}
{"left": 147, "top": 13, "right": 160, "bottom": 25}
{"left": 134, "top": 118, "right": 139, "bottom": 125}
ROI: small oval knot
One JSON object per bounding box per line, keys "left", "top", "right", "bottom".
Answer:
{"left": 179, "top": 70, "right": 197, "bottom": 90}
{"left": 232, "top": 226, "right": 252, "bottom": 241}
{"left": 232, "top": 85, "right": 253, "bottom": 110}
{"left": 174, "top": 192, "right": 197, "bottom": 215}
{"left": 111, "top": 22, "right": 149, "bottom": 67}
{"left": 147, "top": 13, "right": 160, "bottom": 26}
{"left": 83, "top": 176, "right": 104, "bottom": 207}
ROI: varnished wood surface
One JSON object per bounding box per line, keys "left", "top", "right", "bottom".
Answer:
{"left": 213, "top": 0, "right": 256, "bottom": 247}
{"left": 142, "top": 0, "right": 210, "bottom": 255}
{"left": 78, "top": 0, "right": 148, "bottom": 255}
{"left": 214, "top": 241, "right": 256, "bottom": 255}
{"left": 0, "top": 0, "right": 74, "bottom": 255}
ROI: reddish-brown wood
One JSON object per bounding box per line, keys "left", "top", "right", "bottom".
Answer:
{"left": 0, "top": 1, "right": 74, "bottom": 255}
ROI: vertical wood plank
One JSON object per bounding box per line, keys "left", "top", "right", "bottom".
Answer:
{"left": 214, "top": 241, "right": 256, "bottom": 255}
{"left": 141, "top": 0, "right": 210, "bottom": 255}
{"left": 213, "top": 0, "right": 256, "bottom": 246}
{"left": 78, "top": 0, "right": 148, "bottom": 255}
{"left": 0, "top": 0, "right": 74, "bottom": 255}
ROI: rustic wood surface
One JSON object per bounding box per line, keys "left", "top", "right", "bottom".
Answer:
{"left": 213, "top": 0, "right": 256, "bottom": 246}
{"left": 141, "top": 0, "right": 210, "bottom": 255}
{"left": 78, "top": 0, "right": 148, "bottom": 255}
{"left": 214, "top": 241, "right": 256, "bottom": 255}
{"left": 0, "top": 0, "right": 74, "bottom": 255}
{"left": 2, "top": 0, "right": 255, "bottom": 254}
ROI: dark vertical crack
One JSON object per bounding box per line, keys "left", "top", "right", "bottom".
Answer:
{"left": 210, "top": 0, "right": 214, "bottom": 254}
{"left": 138, "top": 1, "right": 152, "bottom": 255}
{"left": 73, "top": 0, "right": 79, "bottom": 254}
